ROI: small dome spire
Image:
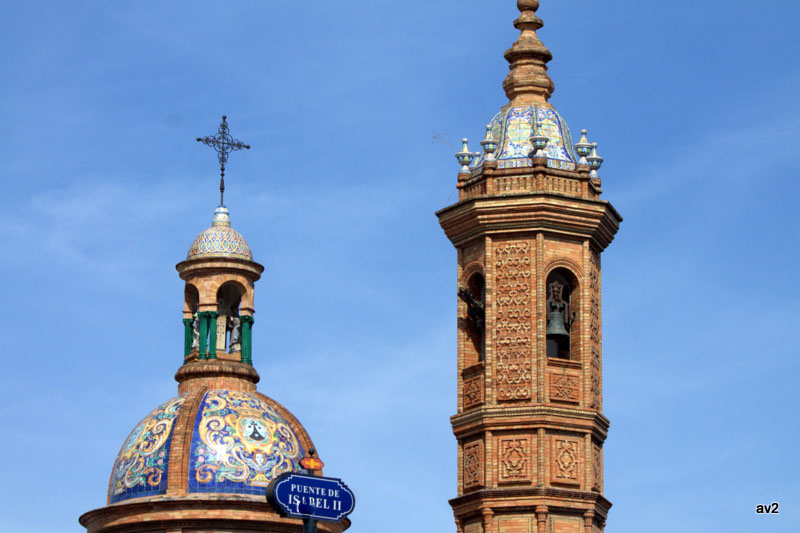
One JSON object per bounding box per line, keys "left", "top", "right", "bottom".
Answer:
{"left": 502, "top": 0, "right": 555, "bottom": 105}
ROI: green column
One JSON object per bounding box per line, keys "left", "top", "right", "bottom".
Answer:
{"left": 182, "top": 318, "right": 193, "bottom": 361}
{"left": 208, "top": 311, "right": 219, "bottom": 360}
{"left": 240, "top": 315, "right": 254, "bottom": 365}
{"left": 198, "top": 311, "right": 210, "bottom": 360}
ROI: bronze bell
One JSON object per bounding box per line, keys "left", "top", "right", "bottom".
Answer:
{"left": 547, "top": 302, "right": 570, "bottom": 337}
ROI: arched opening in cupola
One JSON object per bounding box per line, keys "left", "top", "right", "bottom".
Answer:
{"left": 183, "top": 284, "right": 200, "bottom": 358}
{"left": 216, "top": 281, "right": 244, "bottom": 355}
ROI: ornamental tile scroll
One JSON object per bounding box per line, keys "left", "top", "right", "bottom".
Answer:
{"left": 548, "top": 372, "right": 580, "bottom": 404}
{"left": 463, "top": 440, "right": 484, "bottom": 490}
{"left": 495, "top": 241, "right": 533, "bottom": 401}
{"left": 109, "top": 395, "right": 186, "bottom": 503}
{"left": 463, "top": 374, "right": 484, "bottom": 410}
{"left": 552, "top": 437, "right": 581, "bottom": 486}
{"left": 188, "top": 390, "right": 304, "bottom": 495}
{"left": 589, "top": 251, "right": 601, "bottom": 410}
{"left": 499, "top": 437, "right": 531, "bottom": 482}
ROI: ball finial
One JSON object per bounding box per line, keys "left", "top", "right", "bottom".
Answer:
{"left": 518, "top": 0, "right": 539, "bottom": 11}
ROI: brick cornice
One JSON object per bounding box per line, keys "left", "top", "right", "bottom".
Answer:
{"left": 449, "top": 487, "right": 612, "bottom": 518}
{"left": 176, "top": 256, "right": 264, "bottom": 281}
{"left": 175, "top": 359, "right": 260, "bottom": 392}
{"left": 451, "top": 405, "right": 610, "bottom": 441}
{"left": 79, "top": 496, "right": 350, "bottom": 533}
{"left": 436, "top": 193, "right": 621, "bottom": 250}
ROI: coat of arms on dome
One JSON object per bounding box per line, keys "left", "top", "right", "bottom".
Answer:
{"left": 108, "top": 396, "right": 185, "bottom": 503}
{"left": 189, "top": 390, "right": 304, "bottom": 494}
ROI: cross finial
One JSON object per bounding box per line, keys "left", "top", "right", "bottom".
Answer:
{"left": 196, "top": 115, "right": 251, "bottom": 206}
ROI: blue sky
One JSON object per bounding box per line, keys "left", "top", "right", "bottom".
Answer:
{"left": 1, "top": 1, "right": 799, "bottom": 531}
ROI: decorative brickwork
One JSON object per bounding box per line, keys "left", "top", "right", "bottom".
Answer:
{"left": 592, "top": 442, "right": 602, "bottom": 492}
{"left": 589, "top": 250, "right": 601, "bottom": 410}
{"left": 495, "top": 241, "right": 533, "bottom": 401}
{"left": 463, "top": 374, "right": 484, "bottom": 410}
{"left": 498, "top": 436, "right": 531, "bottom": 482}
{"left": 552, "top": 437, "right": 581, "bottom": 486}
{"left": 463, "top": 440, "right": 484, "bottom": 490}
{"left": 548, "top": 372, "right": 580, "bottom": 403}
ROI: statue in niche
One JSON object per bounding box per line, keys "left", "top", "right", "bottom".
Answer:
{"left": 191, "top": 312, "right": 200, "bottom": 349}
{"left": 216, "top": 298, "right": 229, "bottom": 351}
{"left": 228, "top": 316, "right": 241, "bottom": 353}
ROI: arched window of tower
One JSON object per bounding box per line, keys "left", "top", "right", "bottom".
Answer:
{"left": 546, "top": 269, "right": 578, "bottom": 360}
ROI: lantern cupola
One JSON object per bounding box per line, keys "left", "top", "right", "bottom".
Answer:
{"left": 80, "top": 116, "right": 350, "bottom": 533}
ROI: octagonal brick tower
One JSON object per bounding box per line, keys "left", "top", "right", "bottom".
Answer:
{"left": 436, "top": 2, "right": 621, "bottom": 533}
{"left": 80, "top": 205, "right": 350, "bottom": 533}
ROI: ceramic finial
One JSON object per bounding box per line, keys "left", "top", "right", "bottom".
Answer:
{"left": 587, "top": 142, "right": 604, "bottom": 179}
{"left": 456, "top": 138, "right": 476, "bottom": 172}
{"left": 529, "top": 117, "right": 549, "bottom": 159}
{"left": 574, "top": 129, "right": 592, "bottom": 166}
{"left": 480, "top": 125, "right": 498, "bottom": 161}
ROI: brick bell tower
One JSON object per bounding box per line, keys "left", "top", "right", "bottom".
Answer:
{"left": 436, "top": 2, "right": 621, "bottom": 533}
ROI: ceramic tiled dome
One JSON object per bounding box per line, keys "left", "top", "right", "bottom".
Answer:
{"left": 108, "top": 389, "right": 310, "bottom": 504}
{"left": 187, "top": 206, "right": 253, "bottom": 261}
{"left": 473, "top": 104, "right": 577, "bottom": 171}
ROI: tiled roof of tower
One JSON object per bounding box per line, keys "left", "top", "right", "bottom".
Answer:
{"left": 469, "top": 0, "right": 580, "bottom": 172}
{"left": 472, "top": 104, "right": 577, "bottom": 171}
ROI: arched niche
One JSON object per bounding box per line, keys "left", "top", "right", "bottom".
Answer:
{"left": 545, "top": 267, "right": 580, "bottom": 360}
{"left": 460, "top": 271, "right": 486, "bottom": 367}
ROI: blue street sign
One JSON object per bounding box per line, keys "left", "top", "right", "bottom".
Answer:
{"left": 267, "top": 472, "right": 355, "bottom": 522}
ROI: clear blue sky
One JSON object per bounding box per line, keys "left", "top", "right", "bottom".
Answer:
{"left": 1, "top": 1, "right": 798, "bottom": 531}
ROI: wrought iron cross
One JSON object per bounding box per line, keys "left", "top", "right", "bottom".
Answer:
{"left": 196, "top": 115, "right": 250, "bottom": 206}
